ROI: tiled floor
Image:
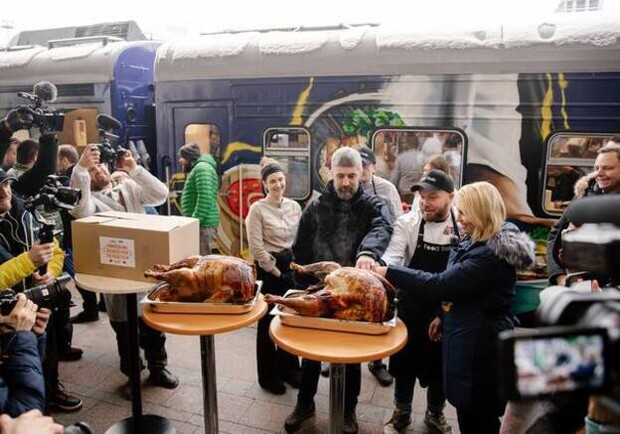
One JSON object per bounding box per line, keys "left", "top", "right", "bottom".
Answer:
{"left": 52, "top": 287, "right": 460, "bottom": 433}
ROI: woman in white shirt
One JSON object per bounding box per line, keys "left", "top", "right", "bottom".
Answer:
{"left": 245, "top": 159, "right": 302, "bottom": 395}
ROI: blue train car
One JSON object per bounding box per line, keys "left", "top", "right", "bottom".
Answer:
{"left": 0, "top": 36, "right": 160, "bottom": 168}
{"left": 154, "top": 18, "right": 620, "bottom": 257}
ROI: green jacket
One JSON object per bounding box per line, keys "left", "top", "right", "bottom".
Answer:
{"left": 181, "top": 154, "right": 220, "bottom": 228}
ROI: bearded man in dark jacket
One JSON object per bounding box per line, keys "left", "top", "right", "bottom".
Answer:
{"left": 284, "top": 146, "right": 393, "bottom": 434}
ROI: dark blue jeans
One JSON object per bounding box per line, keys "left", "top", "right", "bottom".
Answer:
{"left": 297, "top": 359, "right": 360, "bottom": 413}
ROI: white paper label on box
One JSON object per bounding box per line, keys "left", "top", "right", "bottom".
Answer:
{"left": 99, "top": 237, "right": 136, "bottom": 268}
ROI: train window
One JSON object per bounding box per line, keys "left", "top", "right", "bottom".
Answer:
{"left": 543, "top": 132, "right": 616, "bottom": 215}
{"left": 184, "top": 124, "right": 221, "bottom": 158}
{"left": 263, "top": 128, "right": 311, "bottom": 200}
{"left": 371, "top": 128, "right": 466, "bottom": 203}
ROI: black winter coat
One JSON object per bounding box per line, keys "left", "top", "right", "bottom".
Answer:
{"left": 292, "top": 181, "right": 392, "bottom": 270}
{"left": 386, "top": 223, "right": 535, "bottom": 412}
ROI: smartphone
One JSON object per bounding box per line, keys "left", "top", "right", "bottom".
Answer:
{"left": 498, "top": 326, "right": 611, "bottom": 400}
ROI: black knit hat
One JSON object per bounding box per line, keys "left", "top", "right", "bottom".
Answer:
{"left": 178, "top": 143, "right": 201, "bottom": 163}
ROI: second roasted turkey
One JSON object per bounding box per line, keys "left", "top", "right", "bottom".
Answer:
{"left": 264, "top": 261, "right": 396, "bottom": 323}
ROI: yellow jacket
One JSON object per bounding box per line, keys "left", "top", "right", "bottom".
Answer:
{"left": 0, "top": 239, "right": 65, "bottom": 290}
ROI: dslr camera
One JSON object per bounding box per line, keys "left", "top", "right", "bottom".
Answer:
{"left": 96, "top": 113, "right": 127, "bottom": 168}
{"left": 17, "top": 81, "right": 65, "bottom": 134}
{"left": 0, "top": 274, "right": 72, "bottom": 316}
{"left": 499, "top": 195, "right": 620, "bottom": 410}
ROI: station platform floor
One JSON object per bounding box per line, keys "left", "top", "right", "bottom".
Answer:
{"left": 51, "top": 286, "right": 460, "bottom": 433}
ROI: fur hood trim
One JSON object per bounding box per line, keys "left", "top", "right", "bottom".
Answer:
{"left": 487, "top": 225, "right": 536, "bottom": 271}
{"left": 574, "top": 172, "right": 596, "bottom": 198}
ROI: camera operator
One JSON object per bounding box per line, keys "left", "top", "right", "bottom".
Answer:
{"left": 0, "top": 293, "right": 50, "bottom": 416}
{"left": 547, "top": 140, "right": 620, "bottom": 287}
{"left": 0, "top": 108, "right": 59, "bottom": 199}
{"left": 0, "top": 172, "right": 82, "bottom": 412}
{"left": 70, "top": 145, "right": 179, "bottom": 398}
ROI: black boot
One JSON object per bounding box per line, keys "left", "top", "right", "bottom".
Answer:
{"left": 368, "top": 360, "right": 393, "bottom": 386}
{"left": 284, "top": 402, "right": 315, "bottom": 433}
{"left": 344, "top": 409, "right": 359, "bottom": 434}
{"left": 148, "top": 367, "right": 179, "bottom": 389}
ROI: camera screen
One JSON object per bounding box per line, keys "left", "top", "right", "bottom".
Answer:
{"left": 514, "top": 333, "right": 606, "bottom": 397}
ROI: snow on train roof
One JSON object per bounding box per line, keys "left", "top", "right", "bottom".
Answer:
{"left": 0, "top": 40, "right": 158, "bottom": 85}
{"left": 156, "top": 14, "right": 620, "bottom": 81}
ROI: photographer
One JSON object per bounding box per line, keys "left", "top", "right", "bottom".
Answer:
{"left": 0, "top": 294, "right": 49, "bottom": 416}
{"left": 70, "top": 145, "right": 179, "bottom": 398}
{"left": 0, "top": 244, "right": 56, "bottom": 290}
{"left": 0, "top": 172, "right": 81, "bottom": 412}
{"left": 0, "top": 108, "right": 59, "bottom": 199}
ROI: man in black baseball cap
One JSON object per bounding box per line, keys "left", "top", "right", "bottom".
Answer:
{"left": 382, "top": 168, "right": 457, "bottom": 434}
{"left": 358, "top": 146, "right": 377, "bottom": 166}
{"left": 411, "top": 169, "right": 455, "bottom": 194}
{"left": 357, "top": 146, "right": 402, "bottom": 222}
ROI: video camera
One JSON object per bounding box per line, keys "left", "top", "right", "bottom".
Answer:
{"left": 0, "top": 274, "right": 72, "bottom": 316}
{"left": 24, "top": 175, "right": 81, "bottom": 274}
{"left": 499, "top": 196, "right": 620, "bottom": 411}
{"left": 17, "top": 81, "right": 65, "bottom": 134}
{"left": 24, "top": 175, "right": 82, "bottom": 214}
{"left": 96, "top": 114, "right": 127, "bottom": 168}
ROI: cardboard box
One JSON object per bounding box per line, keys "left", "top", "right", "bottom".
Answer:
{"left": 72, "top": 211, "right": 199, "bottom": 282}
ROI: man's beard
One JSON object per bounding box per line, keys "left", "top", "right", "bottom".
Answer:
{"left": 423, "top": 204, "right": 450, "bottom": 222}
{"left": 335, "top": 186, "right": 355, "bottom": 201}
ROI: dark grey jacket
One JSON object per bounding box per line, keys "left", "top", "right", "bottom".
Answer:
{"left": 292, "top": 181, "right": 392, "bottom": 269}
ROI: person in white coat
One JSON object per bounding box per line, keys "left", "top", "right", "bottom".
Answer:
{"left": 70, "top": 145, "right": 179, "bottom": 398}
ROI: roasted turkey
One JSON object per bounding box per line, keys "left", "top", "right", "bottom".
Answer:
{"left": 264, "top": 261, "right": 395, "bottom": 323}
{"left": 144, "top": 255, "right": 257, "bottom": 303}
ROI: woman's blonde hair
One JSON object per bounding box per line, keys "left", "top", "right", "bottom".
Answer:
{"left": 456, "top": 181, "right": 506, "bottom": 242}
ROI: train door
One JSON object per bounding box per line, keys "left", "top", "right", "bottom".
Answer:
{"left": 165, "top": 105, "right": 230, "bottom": 215}
{"left": 172, "top": 105, "right": 230, "bottom": 162}
{"left": 169, "top": 104, "right": 260, "bottom": 258}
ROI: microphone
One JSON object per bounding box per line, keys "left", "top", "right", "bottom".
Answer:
{"left": 32, "top": 81, "right": 57, "bottom": 104}
{"left": 96, "top": 114, "right": 122, "bottom": 131}
{"left": 565, "top": 195, "right": 620, "bottom": 226}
